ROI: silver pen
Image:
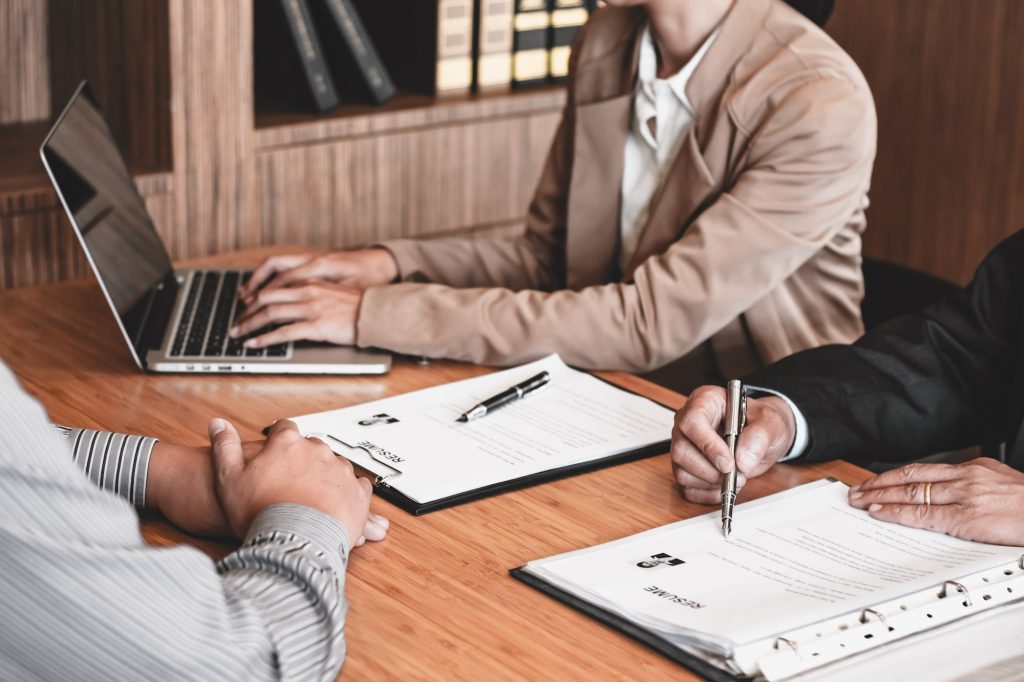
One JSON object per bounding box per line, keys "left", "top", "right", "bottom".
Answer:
{"left": 721, "top": 379, "right": 747, "bottom": 538}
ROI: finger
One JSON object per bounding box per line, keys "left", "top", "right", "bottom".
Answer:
{"left": 680, "top": 485, "right": 723, "bottom": 505}
{"left": 259, "top": 263, "right": 327, "bottom": 294}
{"left": 244, "top": 321, "right": 320, "bottom": 349}
{"left": 209, "top": 418, "right": 244, "bottom": 480}
{"left": 674, "top": 468, "right": 745, "bottom": 491}
{"left": 361, "top": 512, "right": 389, "bottom": 542}
{"left": 241, "top": 286, "right": 313, "bottom": 319}
{"left": 241, "top": 254, "right": 312, "bottom": 299}
{"left": 866, "top": 502, "right": 958, "bottom": 535}
{"left": 853, "top": 462, "right": 962, "bottom": 493}
{"left": 230, "top": 303, "right": 312, "bottom": 339}
{"left": 266, "top": 418, "right": 301, "bottom": 439}
{"left": 734, "top": 424, "right": 774, "bottom": 476}
{"left": 850, "top": 480, "right": 958, "bottom": 508}
{"left": 671, "top": 434, "right": 724, "bottom": 485}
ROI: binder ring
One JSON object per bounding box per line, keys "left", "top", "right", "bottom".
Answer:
{"left": 1018, "top": 554, "right": 1024, "bottom": 570}
{"left": 941, "top": 580, "right": 972, "bottom": 606}
{"left": 859, "top": 608, "right": 886, "bottom": 624}
{"left": 773, "top": 637, "right": 799, "bottom": 654}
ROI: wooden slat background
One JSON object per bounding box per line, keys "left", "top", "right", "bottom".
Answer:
{"left": 1, "top": 0, "right": 1023, "bottom": 289}
{"left": 0, "top": 0, "right": 49, "bottom": 124}
{"left": 827, "top": 0, "right": 1024, "bottom": 283}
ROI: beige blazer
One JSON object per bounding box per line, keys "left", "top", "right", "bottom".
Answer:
{"left": 357, "top": 0, "right": 876, "bottom": 386}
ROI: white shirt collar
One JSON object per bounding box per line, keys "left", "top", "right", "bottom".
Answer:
{"left": 634, "top": 24, "right": 720, "bottom": 146}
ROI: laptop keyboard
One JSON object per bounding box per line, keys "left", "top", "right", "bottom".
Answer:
{"left": 169, "top": 270, "right": 290, "bottom": 359}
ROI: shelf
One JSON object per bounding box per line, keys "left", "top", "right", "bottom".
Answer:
{"left": 0, "top": 121, "right": 54, "bottom": 197}
{"left": 0, "top": 120, "right": 174, "bottom": 215}
{"left": 254, "top": 86, "right": 567, "bottom": 151}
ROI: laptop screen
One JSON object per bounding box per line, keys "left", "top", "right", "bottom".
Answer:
{"left": 41, "top": 84, "right": 174, "bottom": 356}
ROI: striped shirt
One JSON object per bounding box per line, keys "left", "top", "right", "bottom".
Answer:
{"left": 0, "top": 360, "right": 350, "bottom": 681}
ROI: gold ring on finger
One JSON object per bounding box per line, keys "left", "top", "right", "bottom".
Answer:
{"left": 924, "top": 481, "right": 932, "bottom": 508}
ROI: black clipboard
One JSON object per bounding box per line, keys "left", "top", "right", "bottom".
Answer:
{"left": 509, "top": 566, "right": 751, "bottom": 681}
{"left": 274, "top": 370, "right": 677, "bottom": 515}
{"left": 374, "top": 439, "right": 669, "bottom": 515}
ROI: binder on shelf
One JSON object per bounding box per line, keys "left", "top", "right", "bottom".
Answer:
{"left": 307, "top": 0, "right": 396, "bottom": 104}
{"left": 512, "top": 479, "right": 1024, "bottom": 680}
{"left": 548, "top": 0, "right": 588, "bottom": 82}
{"left": 353, "top": 0, "right": 475, "bottom": 97}
{"left": 473, "top": 0, "right": 515, "bottom": 92}
{"left": 254, "top": 0, "right": 340, "bottom": 112}
{"left": 512, "top": 0, "right": 551, "bottom": 87}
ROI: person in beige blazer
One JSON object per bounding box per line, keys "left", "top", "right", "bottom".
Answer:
{"left": 233, "top": 0, "right": 876, "bottom": 391}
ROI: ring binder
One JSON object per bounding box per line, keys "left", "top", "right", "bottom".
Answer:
{"left": 772, "top": 637, "right": 799, "bottom": 653}
{"left": 940, "top": 580, "right": 972, "bottom": 606}
{"left": 1018, "top": 553, "right": 1024, "bottom": 570}
{"left": 859, "top": 608, "right": 886, "bottom": 624}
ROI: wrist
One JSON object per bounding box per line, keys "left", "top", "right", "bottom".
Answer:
{"left": 366, "top": 247, "right": 399, "bottom": 284}
{"left": 147, "top": 442, "right": 202, "bottom": 514}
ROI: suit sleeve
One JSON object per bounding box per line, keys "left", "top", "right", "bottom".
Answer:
{"left": 370, "top": 29, "right": 586, "bottom": 293}
{"left": 745, "top": 230, "right": 1024, "bottom": 463}
{"left": 356, "top": 74, "right": 875, "bottom": 371}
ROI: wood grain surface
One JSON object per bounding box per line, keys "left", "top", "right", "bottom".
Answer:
{"left": 0, "top": 248, "right": 871, "bottom": 680}
{"left": 828, "top": 0, "right": 1024, "bottom": 284}
{"left": 0, "top": 0, "right": 50, "bottom": 125}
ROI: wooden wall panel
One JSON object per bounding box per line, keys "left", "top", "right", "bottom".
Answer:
{"left": 0, "top": 175, "right": 175, "bottom": 289}
{"left": 0, "top": 0, "right": 50, "bottom": 124}
{"left": 167, "top": 0, "right": 256, "bottom": 257}
{"left": 827, "top": 0, "right": 1024, "bottom": 283}
{"left": 255, "top": 110, "right": 559, "bottom": 247}
{"left": 48, "top": 0, "right": 172, "bottom": 174}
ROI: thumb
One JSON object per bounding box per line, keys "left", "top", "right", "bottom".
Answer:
{"left": 209, "top": 418, "right": 244, "bottom": 481}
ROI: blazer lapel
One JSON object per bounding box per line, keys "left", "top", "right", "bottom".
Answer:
{"left": 622, "top": 127, "right": 717, "bottom": 278}
{"left": 566, "top": 94, "right": 633, "bottom": 289}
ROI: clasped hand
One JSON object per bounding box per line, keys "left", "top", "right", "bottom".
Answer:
{"left": 147, "top": 419, "right": 389, "bottom": 548}
{"left": 229, "top": 248, "right": 398, "bottom": 349}
{"left": 671, "top": 386, "right": 1024, "bottom": 546}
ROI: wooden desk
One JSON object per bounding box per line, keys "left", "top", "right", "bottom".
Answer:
{"left": 0, "top": 250, "right": 871, "bottom": 680}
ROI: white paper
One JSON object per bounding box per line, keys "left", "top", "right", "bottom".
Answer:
{"left": 290, "top": 355, "right": 675, "bottom": 503}
{"left": 522, "top": 480, "right": 1024, "bottom": 673}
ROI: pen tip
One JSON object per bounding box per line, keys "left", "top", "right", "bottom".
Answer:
{"left": 723, "top": 520, "right": 732, "bottom": 538}
{"left": 455, "top": 415, "right": 467, "bottom": 423}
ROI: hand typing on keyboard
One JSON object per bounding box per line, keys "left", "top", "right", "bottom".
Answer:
{"left": 169, "top": 270, "right": 291, "bottom": 359}
{"left": 229, "top": 280, "right": 362, "bottom": 349}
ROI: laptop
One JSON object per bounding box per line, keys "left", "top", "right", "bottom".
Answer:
{"left": 40, "top": 82, "right": 391, "bottom": 375}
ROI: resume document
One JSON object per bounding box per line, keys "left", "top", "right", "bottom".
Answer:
{"left": 290, "top": 355, "right": 675, "bottom": 505}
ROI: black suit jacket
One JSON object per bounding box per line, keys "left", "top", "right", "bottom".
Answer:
{"left": 746, "top": 228, "right": 1024, "bottom": 469}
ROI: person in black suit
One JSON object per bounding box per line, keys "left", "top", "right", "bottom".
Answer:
{"left": 670, "top": 228, "right": 1024, "bottom": 546}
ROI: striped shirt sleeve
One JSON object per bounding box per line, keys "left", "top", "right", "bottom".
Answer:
{"left": 57, "top": 426, "right": 157, "bottom": 509}
{"left": 0, "top": 363, "right": 351, "bottom": 681}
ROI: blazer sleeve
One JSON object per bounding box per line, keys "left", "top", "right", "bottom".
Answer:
{"left": 744, "top": 229, "right": 1024, "bottom": 463}
{"left": 370, "top": 34, "right": 587, "bottom": 293}
{"left": 356, "top": 74, "right": 875, "bottom": 372}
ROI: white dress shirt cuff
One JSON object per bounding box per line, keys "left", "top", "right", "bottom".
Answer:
{"left": 746, "top": 386, "right": 809, "bottom": 461}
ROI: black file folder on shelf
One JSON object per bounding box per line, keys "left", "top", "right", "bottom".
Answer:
{"left": 283, "top": 354, "right": 676, "bottom": 514}
{"left": 511, "top": 480, "right": 1024, "bottom": 680}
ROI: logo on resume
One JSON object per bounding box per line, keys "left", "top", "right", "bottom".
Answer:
{"left": 358, "top": 413, "right": 400, "bottom": 426}
{"left": 636, "top": 552, "right": 685, "bottom": 569}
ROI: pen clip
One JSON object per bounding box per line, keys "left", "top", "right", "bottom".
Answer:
{"left": 740, "top": 389, "right": 748, "bottom": 431}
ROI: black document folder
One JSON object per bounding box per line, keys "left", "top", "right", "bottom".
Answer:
{"left": 373, "top": 438, "right": 669, "bottom": 515}
{"left": 509, "top": 567, "right": 747, "bottom": 681}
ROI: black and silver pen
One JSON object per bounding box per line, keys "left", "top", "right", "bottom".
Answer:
{"left": 721, "top": 379, "right": 747, "bottom": 538}
{"left": 455, "top": 371, "right": 551, "bottom": 423}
